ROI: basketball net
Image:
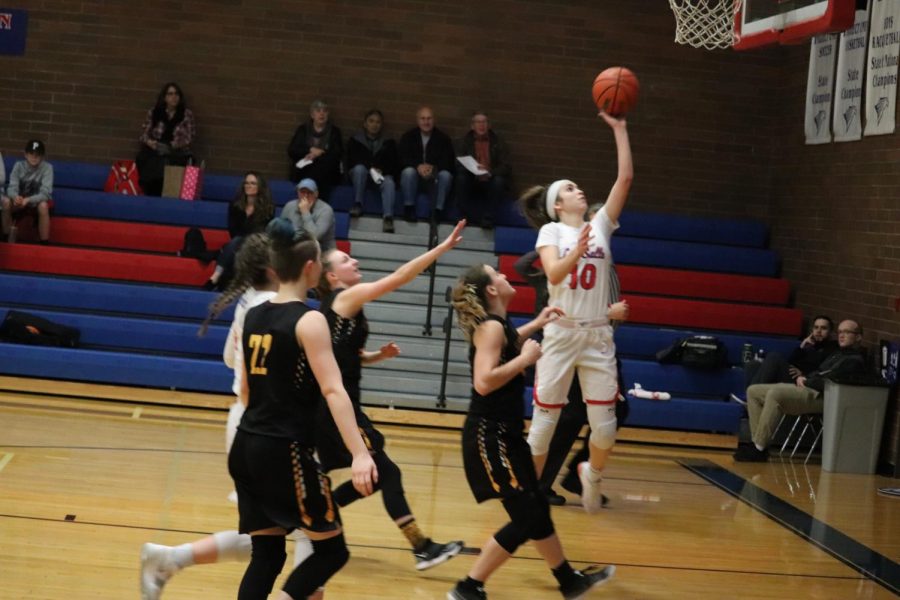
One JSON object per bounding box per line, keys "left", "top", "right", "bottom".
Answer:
{"left": 668, "top": 0, "right": 743, "bottom": 50}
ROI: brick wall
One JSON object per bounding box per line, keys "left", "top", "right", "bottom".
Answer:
{"left": 0, "top": 1, "right": 893, "bottom": 341}
{"left": 772, "top": 44, "right": 900, "bottom": 346}
{"left": 0, "top": 0, "right": 780, "bottom": 220}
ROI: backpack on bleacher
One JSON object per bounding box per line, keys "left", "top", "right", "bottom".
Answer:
{"left": 656, "top": 335, "right": 728, "bottom": 370}
{"left": 178, "top": 227, "right": 207, "bottom": 258}
{"left": 104, "top": 160, "right": 143, "bottom": 195}
{"left": 0, "top": 310, "right": 80, "bottom": 348}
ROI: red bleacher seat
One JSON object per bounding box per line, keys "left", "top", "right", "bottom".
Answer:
{"left": 498, "top": 255, "right": 790, "bottom": 306}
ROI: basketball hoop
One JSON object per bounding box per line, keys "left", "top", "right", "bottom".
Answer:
{"left": 669, "top": 0, "right": 744, "bottom": 50}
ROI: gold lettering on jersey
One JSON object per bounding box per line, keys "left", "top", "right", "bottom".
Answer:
{"left": 247, "top": 334, "right": 272, "bottom": 375}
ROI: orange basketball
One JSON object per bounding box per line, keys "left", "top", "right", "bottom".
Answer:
{"left": 591, "top": 67, "right": 639, "bottom": 117}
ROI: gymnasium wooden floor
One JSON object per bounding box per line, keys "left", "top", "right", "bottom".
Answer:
{"left": 0, "top": 388, "right": 898, "bottom": 599}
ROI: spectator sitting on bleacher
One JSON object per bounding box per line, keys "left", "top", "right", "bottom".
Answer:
{"left": 346, "top": 109, "right": 400, "bottom": 234}
{"left": 1, "top": 140, "right": 54, "bottom": 244}
{"left": 734, "top": 319, "right": 867, "bottom": 462}
{"left": 731, "top": 315, "right": 838, "bottom": 404}
{"left": 398, "top": 106, "right": 455, "bottom": 224}
{"left": 135, "top": 82, "right": 196, "bottom": 196}
{"left": 281, "top": 178, "right": 335, "bottom": 252}
{"left": 454, "top": 111, "right": 511, "bottom": 229}
{"left": 203, "top": 172, "right": 275, "bottom": 291}
{"left": 287, "top": 99, "right": 343, "bottom": 202}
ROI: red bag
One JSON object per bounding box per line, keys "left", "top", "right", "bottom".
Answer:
{"left": 104, "top": 160, "right": 143, "bottom": 195}
{"left": 179, "top": 163, "right": 204, "bottom": 201}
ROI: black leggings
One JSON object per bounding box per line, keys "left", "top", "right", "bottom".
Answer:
{"left": 493, "top": 490, "right": 555, "bottom": 554}
{"left": 331, "top": 449, "right": 412, "bottom": 521}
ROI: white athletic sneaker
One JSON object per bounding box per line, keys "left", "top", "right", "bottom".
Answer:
{"left": 227, "top": 490, "right": 238, "bottom": 503}
{"left": 140, "top": 543, "right": 178, "bottom": 600}
{"left": 577, "top": 462, "right": 603, "bottom": 515}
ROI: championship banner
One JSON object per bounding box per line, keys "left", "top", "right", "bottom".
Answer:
{"left": 805, "top": 33, "right": 838, "bottom": 145}
{"left": 833, "top": 8, "right": 870, "bottom": 142}
{"left": 0, "top": 8, "right": 28, "bottom": 55}
{"left": 864, "top": 0, "right": 900, "bottom": 136}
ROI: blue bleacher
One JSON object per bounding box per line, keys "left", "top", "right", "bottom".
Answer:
{"left": 0, "top": 343, "right": 233, "bottom": 393}
{"left": 494, "top": 227, "right": 779, "bottom": 276}
{"left": 50, "top": 188, "right": 351, "bottom": 238}
{"left": 0, "top": 307, "right": 227, "bottom": 358}
{"left": 0, "top": 273, "right": 234, "bottom": 322}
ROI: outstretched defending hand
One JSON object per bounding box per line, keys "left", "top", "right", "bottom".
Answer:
{"left": 536, "top": 306, "right": 564, "bottom": 328}
{"left": 379, "top": 342, "right": 401, "bottom": 359}
{"left": 520, "top": 338, "right": 543, "bottom": 366}
{"left": 438, "top": 219, "right": 467, "bottom": 251}
{"left": 351, "top": 452, "right": 379, "bottom": 496}
{"left": 599, "top": 110, "right": 627, "bottom": 129}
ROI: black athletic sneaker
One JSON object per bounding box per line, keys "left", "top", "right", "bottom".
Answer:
{"left": 447, "top": 581, "right": 487, "bottom": 600}
{"left": 560, "top": 565, "right": 616, "bottom": 599}
{"left": 383, "top": 215, "right": 395, "bottom": 233}
{"left": 733, "top": 445, "right": 769, "bottom": 462}
{"left": 404, "top": 205, "right": 418, "bottom": 223}
{"left": 546, "top": 489, "right": 566, "bottom": 506}
{"left": 414, "top": 539, "right": 463, "bottom": 571}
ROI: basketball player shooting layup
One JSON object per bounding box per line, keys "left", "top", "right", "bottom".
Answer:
{"left": 518, "top": 112, "right": 633, "bottom": 514}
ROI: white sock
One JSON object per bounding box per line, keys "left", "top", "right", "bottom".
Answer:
{"left": 172, "top": 543, "right": 194, "bottom": 569}
{"left": 214, "top": 530, "right": 252, "bottom": 562}
{"left": 588, "top": 465, "right": 603, "bottom": 483}
{"left": 289, "top": 529, "right": 314, "bottom": 568}
{"left": 754, "top": 443, "right": 766, "bottom": 452}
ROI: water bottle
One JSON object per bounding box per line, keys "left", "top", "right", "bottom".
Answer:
{"left": 741, "top": 343, "right": 754, "bottom": 364}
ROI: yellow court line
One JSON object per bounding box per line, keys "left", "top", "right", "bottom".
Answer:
{"left": 0, "top": 452, "right": 14, "bottom": 473}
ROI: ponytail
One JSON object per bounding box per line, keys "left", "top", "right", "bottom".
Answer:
{"left": 519, "top": 185, "right": 552, "bottom": 230}
{"left": 451, "top": 264, "right": 491, "bottom": 341}
{"left": 199, "top": 233, "right": 271, "bottom": 336}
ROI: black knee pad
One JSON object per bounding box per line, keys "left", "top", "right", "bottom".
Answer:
{"left": 282, "top": 534, "right": 350, "bottom": 599}
{"left": 493, "top": 521, "right": 528, "bottom": 554}
{"left": 503, "top": 491, "right": 554, "bottom": 542}
{"left": 238, "top": 535, "right": 286, "bottom": 599}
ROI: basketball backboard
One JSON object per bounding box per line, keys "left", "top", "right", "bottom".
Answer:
{"left": 734, "top": 0, "right": 858, "bottom": 50}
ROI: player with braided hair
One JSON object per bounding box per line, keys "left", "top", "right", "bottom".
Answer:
{"left": 447, "top": 264, "right": 615, "bottom": 600}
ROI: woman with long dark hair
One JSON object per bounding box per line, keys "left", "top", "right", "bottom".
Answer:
{"left": 135, "top": 82, "right": 196, "bottom": 196}
{"left": 204, "top": 172, "right": 275, "bottom": 290}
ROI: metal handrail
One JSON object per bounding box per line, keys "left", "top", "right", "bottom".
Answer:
{"left": 421, "top": 204, "right": 440, "bottom": 336}
{"left": 436, "top": 285, "right": 454, "bottom": 408}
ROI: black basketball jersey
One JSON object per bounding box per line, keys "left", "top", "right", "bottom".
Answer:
{"left": 467, "top": 315, "right": 525, "bottom": 423}
{"left": 321, "top": 288, "right": 369, "bottom": 403}
{"left": 239, "top": 300, "right": 320, "bottom": 444}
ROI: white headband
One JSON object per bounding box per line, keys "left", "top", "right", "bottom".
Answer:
{"left": 545, "top": 180, "right": 567, "bottom": 221}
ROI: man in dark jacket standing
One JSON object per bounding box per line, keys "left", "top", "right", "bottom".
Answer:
{"left": 735, "top": 319, "right": 868, "bottom": 462}
{"left": 398, "top": 106, "right": 454, "bottom": 223}
{"left": 346, "top": 109, "right": 400, "bottom": 233}
{"left": 454, "top": 111, "right": 511, "bottom": 229}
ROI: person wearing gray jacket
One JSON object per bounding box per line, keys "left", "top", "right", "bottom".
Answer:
{"left": 280, "top": 178, "right": 335, "bottom": 252}
{"left": 2, "top": 140, "right": 54, "bottom": 243}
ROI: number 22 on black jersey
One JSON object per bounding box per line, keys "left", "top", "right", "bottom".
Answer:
{"left": 247, "top": 334, "right": 272, "bottom": 375}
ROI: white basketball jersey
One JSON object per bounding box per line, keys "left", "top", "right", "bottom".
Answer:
{"left": 229, "top": 288, "right": 277, "bottom": 396}
{"left": 535, "top": 206, "right": 618, "bottom": 321}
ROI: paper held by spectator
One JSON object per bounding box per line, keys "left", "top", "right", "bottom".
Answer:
{"left": 369, "top": 168, "right": 385, "bottom": 185}
{"left": 295, "top": 158, "right": 314, "bottom": 169}
{"left": 456, "top": 155, "right": 489, "bottom": 176}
